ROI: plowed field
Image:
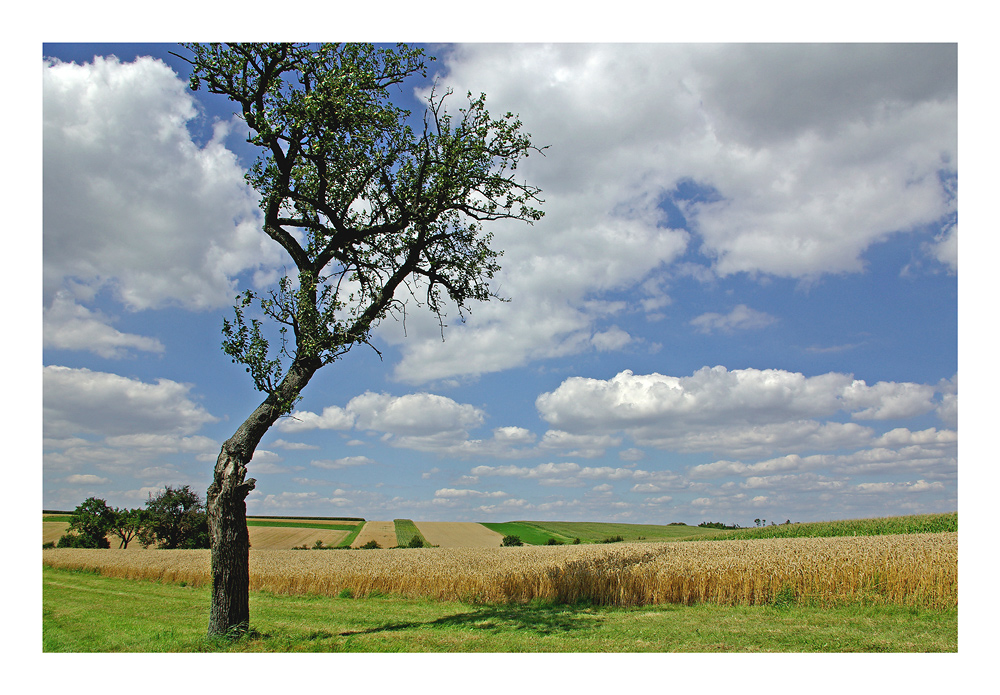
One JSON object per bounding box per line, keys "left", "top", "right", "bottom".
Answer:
{"left": 415, "top": 522, "right": 503, "bottom": 548}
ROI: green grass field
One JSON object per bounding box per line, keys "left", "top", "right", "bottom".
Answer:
{"left": 480, "top": 521, "right": 721, "bottom": 545}
{"left": 695, "top": 512, "right": 958, "bottom": 541}
{"left": 393, "top": 519, "right": 428, "bottom": 547}
{"left": 42, "top": 565, "right": 956, "bottom": 652}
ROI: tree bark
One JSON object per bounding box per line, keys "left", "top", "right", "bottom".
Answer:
{"left": 206, "top": 356, "right": 320, "bottom": 637}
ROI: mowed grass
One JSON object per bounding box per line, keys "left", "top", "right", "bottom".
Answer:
{"left": 42, "top": 566, "right": 956, "bottom": 652}
{"left": 531, "top": 521, "right": 722, "bottom": 543}
{"left": 480, "top": 522, "right": 568, "bottom": 545}
{"left": 481, "top": 521, "right": 721, "bottom": 544}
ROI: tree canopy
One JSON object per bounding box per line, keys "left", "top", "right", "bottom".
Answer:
{"left": 180, "top": 43, "right": 544, "bottom": 412}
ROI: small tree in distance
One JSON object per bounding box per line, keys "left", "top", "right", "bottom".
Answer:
{"left": 65, "top": 497, "right": 114, "bottom": 548}
{"left": 175, "top": 42, "right": 545, "bottom": 637}
{"left": 139, "top": 485, "right": 210, "bottom": 549}
{"left": 108, "top": 507, "right": 148, "bottom": 549}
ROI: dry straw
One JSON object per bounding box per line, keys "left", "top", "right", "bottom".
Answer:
{"left": 43, "top": 532, "right": 957, "bottom": 608}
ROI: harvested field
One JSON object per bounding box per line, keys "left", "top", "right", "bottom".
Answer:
{"left": 249, "top": 526, "right": 349, "bottom": 550}
{"left": 43, "top": 522, "right": 70, "bottom": 545}
{"left": 415, "top": 521, "right": 504, "bottom": 548}
{"left": 350, "top": 521, "right": 397, "bottom": 548}
{"left": 41, "top": 532, "right": 958, "bottom": 609}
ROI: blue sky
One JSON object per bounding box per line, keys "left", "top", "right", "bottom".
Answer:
{"left": 42, "top": 42, "right": 959, "bottom": 525}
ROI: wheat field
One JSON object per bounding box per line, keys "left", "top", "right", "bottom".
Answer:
{"left": 41, "top": 531, "right": 956, "bottom": 608}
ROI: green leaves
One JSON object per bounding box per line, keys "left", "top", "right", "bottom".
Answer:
{"left": 179, "top": 42, "right": 544, "bottom": 399}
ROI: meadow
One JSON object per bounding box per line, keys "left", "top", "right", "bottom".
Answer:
{"left": 42, "top": 512, "right": 958, "bottom": 652}
{"left": 42, "top": 565, "right": 956, "bottom": 652}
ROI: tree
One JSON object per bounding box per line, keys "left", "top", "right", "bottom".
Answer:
{"left": 66, "top": 497, "right": 114, "bottom": 548}
{"left": 140, "top": 485, "right": 210, "bottom": 550}
{"left": 176, "top": 42, "right": 544, "bottom": 637}
{"left": 108, "top": 507, "right": 148, "bottom": 549}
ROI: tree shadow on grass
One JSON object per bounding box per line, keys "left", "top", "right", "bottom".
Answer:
{"left": 339, "top": 603, "right": 602, "bottom": 638}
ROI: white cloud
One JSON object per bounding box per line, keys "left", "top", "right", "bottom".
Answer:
{"left": 277, "top": 406, "right": 355, "bottom": 433}
{"left": 591, "top": 326, "right": 633, "bottom": 352}
{"left": 535, "top": 366, "right": 942, "bottom": 457}
{"left": 43, "top": 365, "right": 217, "bottom": 438}
{"left": 379, "top": 44, "right": 955, "bottom": 384}
{"left": 311, "top": 456, "right": 375, "bottom": 470}
{"left": 269, "top": 439, "right": 321, "bottom": 451}
{"left": 347, "top": 391, "right": 484, "bottom": 436}
{"left": 689, "top": 304, "right": 778, "bottom": 334}
{"left": 855, "top": 480, "right": 946, "bottom": 494}
{"left": 842, "top": 380, "right": 937, "bottom": 420}
{"left": 43, "top": 55, "right": 281, "bottom": 312}
{"left": 65, "top": 474, "right": 110, "bottom": 485}
{"left": 44, "top": 291, "right": 164, "bottom": 358}
{"left": 434, "top": 488, "right": 508, "bottom": 499}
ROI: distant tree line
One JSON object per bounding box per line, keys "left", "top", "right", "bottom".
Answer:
{"left": 48, "top": 485, "right": 210, "bottom": 549}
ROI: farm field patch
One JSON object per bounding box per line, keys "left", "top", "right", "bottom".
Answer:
{"left": 527, "top": 521, "right": 723, "bottom": 543}
{"left": 43, "top": 521, "right": 70, "bottom": 545}
{"left": 350, "top": 520, "right": 396, "bottom": 548}
{"left": 414, "top": 522, "right": 504, "bottom": 548}
{"left": 249, "top": 526, "right": 349, "bottom": 550}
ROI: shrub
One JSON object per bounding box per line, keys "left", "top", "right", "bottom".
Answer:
{"left": 42, "top": 541, "right": 56, "bottom": 549}
{"left": 501, "top": 535, "right": 523, "bottom": 547}
{"left": 361, "top": 540, "right": 381, "bottom": 549}
{"left": 546, "top": 538, "right": 564, "bottom": 545}
{"left": 57, "top": 533, "right": 109, "bottom": 549}
{"left": 572, "top": 538, "right": 581, "bottom": 545}
{"left": 407, "top": 536, "right": 425, "bottom": 548}
{"left": 600, "top": 535, "right": 624, "bottom": 544}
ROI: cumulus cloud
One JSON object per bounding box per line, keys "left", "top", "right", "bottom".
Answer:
{"left": 434, "top": 488, "right": 508, "bottom": 499}
{"left": 689, "top": 304, "right": 778, "bottom": 334}
{"left": 43, "top": 365, "right": 217, "bottom": 438}
{"left": 44, "top": 291, "right": 164, "bottom": 358}
{"left": 311, "top": 456, "right": 375, "bottom": 470}
{"left": 44, "top": 55, "right": 281, "bottom": 313}
{"left": 378, "top": 44, "right": 956, "bottom": 384}
{"left": 65, "top": 474, "right": 111, "bottom": 485}
{"left": 277, "top": 406, "right": 355, "bottom": 433}
{"left": 535, "top": 366, "right": 943, "bottom": 456}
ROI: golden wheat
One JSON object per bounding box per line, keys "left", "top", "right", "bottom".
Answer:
{"left": 41, "top": 532, "right": 957, "bottom": 608}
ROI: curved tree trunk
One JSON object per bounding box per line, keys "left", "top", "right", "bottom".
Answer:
{"left": 206, "top": 356, "right": 320, "bottom": 637}
{"left": 206, "top": 447, "right": 255, "bottom": 636}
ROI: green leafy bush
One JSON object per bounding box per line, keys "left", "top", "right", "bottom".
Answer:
{"left": 600, "top": 535, "right": 624, "bottom": 544}
{"left": 407, "top": 535, "right": 425, "bottom": 548}
{"left": 501, "top": 535, "right": 523, "bottom": 547}
{"left": 57, "top": 533, "right": 109, "bottom": 549}
{"left": 361, "top": 540, "right": 381, "bottom": 549}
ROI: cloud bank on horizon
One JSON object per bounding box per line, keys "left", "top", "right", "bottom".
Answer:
{"left": 42, "top": 43, "right": 957, "bottom": 524}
